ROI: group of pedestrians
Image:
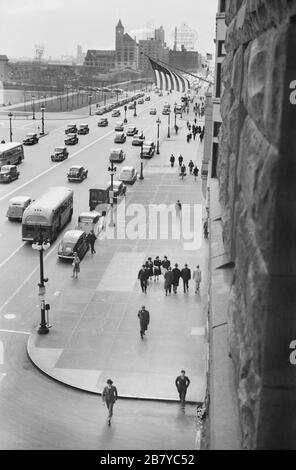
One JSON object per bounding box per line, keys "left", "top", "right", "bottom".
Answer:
{"left": 169, "top": 154, "right": 199, "bottom": 181}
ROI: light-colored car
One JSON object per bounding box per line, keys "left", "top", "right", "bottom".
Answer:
{"left": 114, "top": 122, "right": 124, "bottom": 132}
{"left": 149, "top": 107, "right": 157, "bottom": 115}
{"left": 77, "top": 211, "right": 103, "bottom": 236}
{"left": 6, "top": 196, "right": 32, "bottom": 220}
{"left": 112, "top": 109, "right": 121, "bottom": 117}
{"left": 114, "top": 132, "right": 126, "bottom": 144}
{"left": 109, "top": 148, "right": 126, "bottom": 163}
{"left": 0, "top": 165, "right": 20, "bottom": 183}
{"left": 119, "top": 166, "right": 137, "bottom": 185}
{"left": 58, "top": 230, "right": 89, "bottom": 260}
{"left": 132, "top": 134, "right": 145, "bottom": 146}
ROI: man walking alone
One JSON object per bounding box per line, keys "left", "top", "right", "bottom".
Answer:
{"left": 87, "top": 230, "right": 97, "bottom": 254}
{"left": 193, "top": 265, "right": 202, "bottom": 293}
{"left": 138, "top": 265, "right": 149, "bottom": 293}
{"left": 181, "top": 264, "right": 191, "bottom": 293}
{"left": 102, "top": 379, "right": 118, "bottom": 426}
{"left": 175, "top": 370, "right": 190, "bottom": 408}
{"left": 138, "top": 305, "right": 150, "bottom": 340}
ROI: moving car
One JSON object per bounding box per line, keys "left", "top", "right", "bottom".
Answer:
{"left": 0, "top": 165, "right": 20, "bottom": 183}
{"left": 126, "top": 126, "right": 138, "bottom": 136}
{"left": 114, "top": 122, "right": 124, "bottom": 132}
{"left": 95, "top": 107, "right": 107, "bottom": 115}
{"left": 145, "top": 96, "right": 151, "bottom": 101}
{"left": 106, "top": 180, "right": 127, "bottom": 202}
{"left": 137, "top": 99, "right": 144, "bottom": 104}
{"left": 141, "top": 141, "right": 155, "bottom": 159}
{"left": 132, "top": 134, "right": 145, "bottom": 146}
{"left": 109, "top": 148, "right": 126, "bottom": 163}
{"left": 111, "top": 109, "right": 121, "bottom": 117}
{"left": 149, "top": 107, "right": 157, "bottom": 115}
{"left": 6, "top": 196, "right": 32, "bottom": 220}
{"left": 114, "top": 132, "right": 126, "bottom": 144}
{"left": 51, "top": 147, "right": 69, "bottom": 162}
{"left": 97, "top": 118, "right": 108, "bottom": 127}
{"left": 128, "top": 103, "right": 135, "bottom": 109}
{"left": 58, "top": 230, "right": 89, "bottom": 260}
{"left": 65, "top": 123, "right": 77, "bottom": 134}
{"left": 64, "top": 133, "right": 79, "bottom": 145}
{"left": 67, "top": 165, "right": 88, "bottom": 182}
{"left": 77, "top": 124, "right": 89, "bottom": 135}
{"left": 162, "top": 107, "right": 171, "bottom": 115}
{"left": 22, "top": 133, "right": 39, "bottom": 145}
{"left": 119, "top": 166, "right": 137, "bottom": 185}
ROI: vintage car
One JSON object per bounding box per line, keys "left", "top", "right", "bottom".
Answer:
{"left": 162, "top": 107, "right": 171, "bottom": 115}
{"left": 22, "top": 133, "right": 39, "bottom": 145}
{"left": 58, "top": 230, "right": 89, "bottom": 260}
{"left": 119, "top": 166, "right": 137, "bottom": 185}
{"left": 109, "top": 148, "right": 126, "bottom": 163}
{"left": 97, "top": 118, "right": 108, "bottom": 127}
{"left": 128, "top": 103, "right": 135, "bottom": 109}
{"left": 149, "top": 107, "right": 157, "bottom": 115}
{"left": 77, "top": 211, "right": 104, "bottom": 236}
{"left": 0, "top": 165, "right": 20, "bottom": 183}
{"left": 137, "top": 99, "right": 144, "bottom": 104}
{"left": 114, "top": 132, "right": 126, "bottom": 144}
{"left": 114, "top": 122, "right": 124, "bottom": 132}
{"left": 6, "top": 196, "right": 32, "bottom": 220}
{"left": 111, "top": 109, "right": 121, "bottom": 117}
{"left": 126, "top": 126, "right": 138, "bottom": 136}
{"left": 64, "top": 133, "right": 79, "bottom": 145}
{"left": 106, "top": 180, "right": 127, "bottom": 202}
{"left": 67, "top": 165, "right": 88, "bottom": 182}
{"left": 51, "top": 147, "right": 69, "bottom": 162}
{"left": 65, "top": 123, "right": 78, "bottom": 134}
{"left": 145, "top": 96, "right": 151, "bottom": 101}
{"left": 95, "top": 107, "right": 107, "bottom": 115}
{"left": 132, "top": 134, "right": 145, "bottom": 146}
{"left": 141, "top": 141, "right": 155, "bottom": 159}
{"left": 77, "top": 124, "right": 89, "bottom": 135}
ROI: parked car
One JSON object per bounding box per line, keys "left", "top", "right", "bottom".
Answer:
{"left": 145, "top": 96, "right": 151, "bottom": 101}
{"left": 77, "top": 124, "right": 89, "bottom": 135}
{"left": 119, "top": 166, "right": 137, "bottom": 185}
{"left": 162, "top": 108, "right": 170, "bottom": 115}
{"left": 58, "top": 230, "right": 89, "bottom": 260}
{"left": 109, "top": 148, "right": 126, "bottom": 163}
{"left": 95, "top": 107, "right": 106, "bottom": 115}
{"left": 65, "top": 133, "right": 79, "bottom": 145}
{"left": 67, "top": 165, "right": 88, "bottom": 182}
{"left": 114, "top": 132, "right": 126, "bottom": 144}
{"left": 77, "top": 211, "right": 103, "bottom": 236}
{"left": 137, "top": 99, "right": 144, "bottom": 104}
{"left": 51, "top": 147, "right": 69, "bottom": 162}
{"left": 22, "top": 133, "right": 39, "bottom": 145}
{"left": 128, "top": 103, "right": 135, "bottom": 109}
{"left": 114, "top": 122, "right": 124, "bottom": 132}
{"left": 132, "top": 134, "right": 145, "bottom": 146}
{"left": 112, "top": 109, "right": 121, "bottom": 117}
{"left": 149, "top": 107, "right": 157, "bottom": 115}
{"left": 65, "top": 123, "right": 77, "bottom": 134}
{"left": 6, "top": 196, "right": 32, "bottom": 220}
{"left": 106, "top": 180, "right": 127, "bottom": 202}
{"left": 141, "top": 141, "right": 155, "bottom": 159}
{"left": 0, "top": 165, "right": 20, "bottom": 183}
{"left": 126, "top": 126, "right": 138, "bottom": 136}
{"left": 97, "top": 118, "right": 108, "bottom": 127}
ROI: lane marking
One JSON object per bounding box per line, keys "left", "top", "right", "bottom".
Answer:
{"left": 4, "top": 314, "right": 16, "bottom": 319}
{"left": 0, "top": 329, "right": 30, "bottom": 335}
{"left": 0, "top": 243, "right": 25, "bottom": 269}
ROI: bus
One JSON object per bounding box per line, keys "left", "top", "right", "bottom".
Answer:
{"left": 22, "top": 187, "right": 74, "bottom": 242}
{"left": 0, "top": 142, "right": 24, "bottom": 169}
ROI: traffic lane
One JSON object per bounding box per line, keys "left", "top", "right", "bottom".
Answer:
{"left": 0, "top": 332, "right": 197, "bottom": 450}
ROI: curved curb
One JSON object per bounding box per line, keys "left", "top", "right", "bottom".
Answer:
{"left": 27, "top": 332, "right": 202, "bottom": 405}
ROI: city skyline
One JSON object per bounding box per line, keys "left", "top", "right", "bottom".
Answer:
{"left": 1, "top": 0, "right": 217, "bottom": 59}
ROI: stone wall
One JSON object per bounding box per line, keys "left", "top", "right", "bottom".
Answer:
{"left": 218, "top": 0, "right": 296, "bottom": 449}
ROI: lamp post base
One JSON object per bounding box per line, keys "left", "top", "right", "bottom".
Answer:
{"left": 38, "top": 323, "right": 49, "bottom": 334}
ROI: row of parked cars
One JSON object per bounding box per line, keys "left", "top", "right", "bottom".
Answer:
{"left": 95, "top": 92, "right": 146, "bottom": 116}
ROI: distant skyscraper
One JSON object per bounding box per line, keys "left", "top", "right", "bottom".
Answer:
{"left": 155, "top": 26, "right": 165, "bottom": 45}
{"left": 77, "top": 45, "right": 83, "bottom": 62}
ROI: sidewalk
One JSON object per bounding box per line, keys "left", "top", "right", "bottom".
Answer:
{"left": 27, "top": 102, "right": 209, "bottom": 404}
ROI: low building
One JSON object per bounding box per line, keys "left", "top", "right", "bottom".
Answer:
{"left": 138, "top": 38, "right": 169, "bottom": 74}
{"left": 169, "top": 47, "right": 200, "bottom": 73}
{"left": 84, "top": 50, "right": 115, "bottom": 72}
{"left": 0, "top": 54, "right": 9, "bottom": 82}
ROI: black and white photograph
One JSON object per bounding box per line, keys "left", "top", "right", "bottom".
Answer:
{"left": 0, "top": 0, "right": 295, "bottom": 454}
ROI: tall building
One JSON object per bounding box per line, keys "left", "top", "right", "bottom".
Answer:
{"left": 115, "top": 19, "right": 138, "bottom": 70}
{"left": 138, "top": 36, "right": 169, "bottom": 74}
{"left": 169, "top": 46, "right": 200, "bottom": 73}
{"left": 154, "top": 26, "right": 165, "bottom": 45}
{"left": 0, "top": 55, "right": 9, "bottom": 82}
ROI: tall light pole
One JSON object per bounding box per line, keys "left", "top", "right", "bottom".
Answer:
{"left": 133, "top": 100, "right": 137, "bottom": 117}
{"left": 8, "top": 112, "right": 13, "bottom": 142}
{"left": 174, "top": 102, "right": 177, "bottom": 127}
{"left": 124, "top": 105, "right": 127, "bottom": 123}
{"left": 108, "top": 162, "right": 117, "bottom": 227}
{"left": 88, "top": 93, "right": 92, "bottom": 116}
{"left": 167, "top": 110, "right": 171, "bottom": 138}
{"left": 66, "top": 87, "right": 69, "bottom": 111}
{"left": 156, "top": 117, "right": 161, "bottom": 155}
{"left": 32, "top": 229, "right": 51, "bottom": 335}
{"left": 40, "top": 105, "right": 45, "bottom": 135}
{"left": 32, "top": 95, "right": 36, "bottom": 120}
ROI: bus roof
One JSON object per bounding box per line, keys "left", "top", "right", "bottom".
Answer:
{"left": 0, "top": 142, "right": 23, "bottom": 152}
{"left": 23, "top": 187, "right": 73, "bottom": 220}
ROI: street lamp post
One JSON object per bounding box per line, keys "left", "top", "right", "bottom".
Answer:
{"left": 174, "top": 102, "right": 177, "bottom": 127}
{"left": 104, "top": 92, "right": 107, "bottom": 106}
{"left": 124, "top": 105, "right": 127, "bottom": 123}
{"left": 133, "top": 100, "right": 137, "bottom": 117}
{"left": 167, "top": 111, "right": 171, "bottom": 138}
{"left": 8, "top": 112, "right": 13, "bottom": 142}
{"left": 40, "top": 105, "right": 45, "bottom": 135}
{"left": 32, "top": 229, "right": 51, "bottom": 335}
{"left": 32, "top": 95, "right": 36, "bottom": 120}
{"left": 108, "top": 162, "right": 117, "bottom": 227}
{"left": 88, "top": 94, "right": 92, "bottom": 116}
{"left": 156, "top": 117, "right": 161, "bottom": 155}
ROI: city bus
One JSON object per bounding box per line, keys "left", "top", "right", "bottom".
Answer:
{"left": 22, "top": 187, "right": 74, "bottom": 242}
{"left": 0, "top": 142, "right": 24, "bottom": 169}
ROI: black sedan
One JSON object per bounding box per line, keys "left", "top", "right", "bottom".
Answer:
{"left": 67, "top": 165, "right": 88, "bottom": 182}
{"left": 58, "top": 230, "right": 89, "bottom": 260}
{"left": 23, "top": 133, "right": 39, "bottom": 145}
{"left": 98, "top": 118, "right": 108, "bottom": 127}
{"left": 65, "top": 133, "right": 79, "bottom": 145}
{"left": 51, "top": 147, "right": 69, "bottom": 162}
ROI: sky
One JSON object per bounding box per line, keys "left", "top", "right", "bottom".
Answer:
{"left": 1, "top": 0, "right": 217, "bottom": 59}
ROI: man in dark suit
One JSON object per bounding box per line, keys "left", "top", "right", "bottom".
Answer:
{"left": 138, "top": 265, "right": 149, "bottom": 293}
{"left": 138, "top": 305, "right": 150, "bottom": 340}
{"left": 102, "top": 379, "right": 118, "bottom": 426}
{"left": 181, "top": 264, "right": 191, "bottom": 293}
{"left": 175, "top": 370, "right": 190, "bottom": 407}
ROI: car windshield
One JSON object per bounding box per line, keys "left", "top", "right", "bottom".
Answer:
{"left": 69, "top": 168, "right": 80, "bottom": 175}
{"left": 111, "top": 150, "right": 120, "bottom": 156}
{"left": 55, "top": 148, "right": 64, "bottom": 153}
{"left": 1, "top": 166, "right": 10, "bottom": 172}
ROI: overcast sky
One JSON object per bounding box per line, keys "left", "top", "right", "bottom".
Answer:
{"left": 1, "top": 0, "right": 217, "bottom": 59}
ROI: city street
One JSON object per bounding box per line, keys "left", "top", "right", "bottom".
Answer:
{"left": 0, "top": 88, "right": 207, "bottom": 449}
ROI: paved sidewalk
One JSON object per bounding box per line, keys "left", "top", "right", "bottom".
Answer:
{"left": 27, "top": 101, "right": 208, "bottom": 403}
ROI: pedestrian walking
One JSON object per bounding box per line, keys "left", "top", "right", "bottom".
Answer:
{"left": 162, "top": 255, "right": 171, "bottom": 273}
{"left": 188, "top": 160, "right": 194, "bottom": 174}
{"left": 175, "top": 370, "right": 190, "bottom": 407}
{"left": 1, "top": 139, "right": 5, "bottom": 144}
{"left": 193, "top": 265, "right": 202, "bottom": 293}
{"left": 72, "top": 252, "right": 80, "bottom": 279}
{"left": 193, "top": 166, "right": 199, "bottom": 181}
{"left": 102, "top": 379, "right": 118, "bottom": 426}
{"left": 200, "top": 131, "right": 204, "bottom": 143}
{"left": 178, "top": 154, "right": 183, "bottom": 167}
{"left": 170, "top": 154, "right": 175, "bottom": 167}
{"left": 87, "top": 230, "right": 97, "bottom": 254}
{"left": 180, "top": 163, "right": 186, "bottom": 180}
{"left": 153, "top": 256, "right": 162, "bottom": 281}
{"left": 146, "top": 257, "right": 154, "bottom": 280}
{"left": 164, "top": 267, "right": 173, "bottom": 296}
{"left": 186, "top": 133, "right": 190, "bottom": 143}
{"left": 172, "top": 264, "right": 181, "bottom": 294}
{"left": 181, "top": 264, "right": 191, "bottom": 293}
{"left": 138, "top": 305, "right": 150, "bottom": 340}
{"left": 175, "top": 200, "right": 182, "bottom": 216}
{"left": 174, "top": 124, "right": 179, "bottom": 134}
{"left": 138, "top": 264, "right": 149, "bottom": 293}
{"left": 203, "top": 219, "right": 209, "bottom": 239}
